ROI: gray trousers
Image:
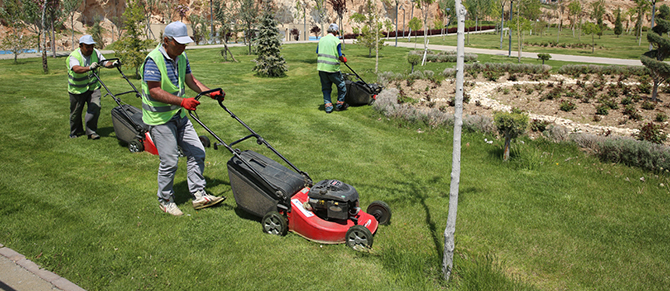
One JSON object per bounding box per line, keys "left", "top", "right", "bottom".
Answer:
{"left": 151, "top": 114, "right": 206, "bottom": 202}
{"left": 69, "top": 89, "right": 101, "bottom": 136}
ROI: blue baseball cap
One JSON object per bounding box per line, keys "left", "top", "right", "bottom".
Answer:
{"left": 79, "top": 35, "right": 96, "bottom": 45}
{"left": 164, "top": 21, "right": 193, "bottom": 44}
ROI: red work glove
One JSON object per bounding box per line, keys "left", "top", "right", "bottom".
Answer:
{"left": 210, "top": 90, "right": 225, "bottom": 101}
{"left": 180, "top": 98, "right": 200, "bottom": 111}
{"left": 339, "top": 56, "right": 347, "bottom": 63}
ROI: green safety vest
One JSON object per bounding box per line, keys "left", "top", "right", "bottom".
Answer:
{"left": 67, "top": 49, "right": 100, "bottom": 94}
{"left": 317, "top": 34, "right": 341, "bottom": 73}
{"left": 140, "top": 45, "right": 187, "bottom": 126}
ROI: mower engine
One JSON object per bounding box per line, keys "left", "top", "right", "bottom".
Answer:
{"left": 308, "top": 180, "right": 360, "bottom": 221}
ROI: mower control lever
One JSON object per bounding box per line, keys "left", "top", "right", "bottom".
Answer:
{"left": 195, "top": 88, "right": 224, "bottom": 101}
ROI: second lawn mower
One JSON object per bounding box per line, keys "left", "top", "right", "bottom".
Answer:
{"left": 188, "top": 89, "right": 392, "bottom": 251}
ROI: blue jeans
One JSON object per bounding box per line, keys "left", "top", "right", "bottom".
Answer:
{"left": 319, "top": 71, "right": 346, "bottom": 106}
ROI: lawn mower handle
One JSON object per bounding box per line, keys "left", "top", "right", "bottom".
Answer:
{"left": 342, "top": 62, "right": 371, "bottom": 88}
{"left": 187, "top": 101, "right": 313, "bottom": 188}
{"left": 194, "top": 88, "right": 224, "bottom": 102}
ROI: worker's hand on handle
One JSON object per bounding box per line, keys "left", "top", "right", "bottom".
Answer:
{"left": 209, "top": 90, "right": 225, "bottom": 101}
{"left": 89, "top": 62, "right": 100, "bottom": 71}
{"left": 339, "top": 56, "right": 347, "bottom": 63}
{"left": 181, "top": 97, "right": 200, "bottom": 111}
{"left": 111, "top": 60, "right": 121, "bottom": 67}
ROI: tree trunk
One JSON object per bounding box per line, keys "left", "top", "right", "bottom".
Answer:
{"left": 652, "top": 81, "right": 659, "bottom": 102}
{"left": 503, "top": 135, "right": 511, "bottom": 161}
{"left": 442, "top": 0, "right": 466, "bottom": 281}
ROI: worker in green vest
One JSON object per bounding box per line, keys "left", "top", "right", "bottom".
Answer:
{"left": 141, "top": 21, "right": 225, "bottom": 216}
{"left": 317, "top": 23, "right": 348, "bottom": 114}
{"left": 67, "top": 35, "right": 119, "bottom": 139}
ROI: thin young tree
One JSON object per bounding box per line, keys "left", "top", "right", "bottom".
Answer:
{"left": 567, "top": 0, "right": 581, "bottom": 37}
{"left": 314, "top": 0, "right": 327, "bottom": 37}
{"left": 442, "top": 0, "right": 466, "bottom": 281}
{"left": 237, "top": 0, "right": 260, "bottom": 54}
{"left": 114, "top": 0, "right": 154, "bottom": 77}
{"left": 590, "top": 0, "right": 605, "bottom": 39}
{"left": 641, "top": 17, "right": 670, "bottom": 102}
{"left": 0, "top": 0, "right": 37, "bottom": 63}
{"left": 418, "top": 0, "right": 436, "bottom": 50}
{"left": 213, "top": 0, "right": 237, "bottom": 62}
{"left": 582, "top": 21, "right": 600, "bottom": 53}
{"left": 328, "top": 0, "right": 347, "bottom": 49}
{"left": 62, "top": 0, "right": 82, "bottom": 51}
{"left": 253, "top": 1, "right": 288, "bottom": 77}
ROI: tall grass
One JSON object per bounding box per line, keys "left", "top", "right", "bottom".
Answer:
{"left": 0, "top": 43, "right": 668, "bottom": 290}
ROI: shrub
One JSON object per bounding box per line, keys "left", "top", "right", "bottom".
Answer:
{"left": 623, "top": 104, "right": 642, "bottom": 120}
{"left": 494, "top": 111, "right": 529, "bottom": 161}
{"left": 530, "top": 119, "right": 549, "bottom": 132}
{"left": 543, "top": 124, "right": 570, "bottom": 143}
{"left": 637, "top": 122, "right": 667, "bottom": 144}
{"left": 638, "top": 81, "right": 652, "bottom": 94}
{"left": 596, "top": 104, "right": 609, "bottom": 115}
{"left": 656, "top": 113, "right": 668, "bottom": 122}
{"left": 641, "top": 100, "right": 656, "bottom": 110}
{"left": 621, "top": 96, "right": 633, "bottom": 105}
{"left": 600, "top": 98, "right": 619, "bottom": 110}
{"left": 560, "top": 100, "right": 576, "bottom": 112}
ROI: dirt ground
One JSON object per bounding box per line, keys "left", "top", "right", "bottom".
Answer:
{"left": 388, "top": 72, "right": 670, "bottom": 143}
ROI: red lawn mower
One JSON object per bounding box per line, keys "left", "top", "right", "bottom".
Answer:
{"left": 189, "top": 89, "right": 392, "bottom": 251}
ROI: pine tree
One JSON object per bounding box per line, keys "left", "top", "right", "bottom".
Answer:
{"left": 641, "top": 17, "right": 670, "bottom": 102}
{"left": 253, "top": 2, "right": 288, "bottom": 77}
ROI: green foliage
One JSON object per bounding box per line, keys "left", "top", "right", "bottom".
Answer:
{"left": 408, "top": 53, "right": 421, "bottom": 73}
{"left": 530, "top": 119, "right": 549, "bottom": 132}
{"left": 494, "top": 111, "right": 529, "bottom": 140}
{"left": 614, "top": 8, "right": 623, "bottom": 37}
{"left": 559, "top": 100, "right": 576, "bottom": 112}
{"left": 113, "top": 0, "right": 155, "bottom": 78}
{"left": 87, "top": 18, "right": 106, "bottom": 49}
{"left": 351, "top": 0, "right": 386, "bottom": 57}
{"left": 637, "top": 122, "right": 668, "bottom": 144}
{"left": 656, "top": 112, "right": 669, "bottom": 122}
{"left": 641, "top": 18, "right": 670, "bottom": 101}
{"left": 537, "top": 53, "right": 551, "bottom": 64}
{"left": 253, "top": 4, "right": 288, "bottom": 77}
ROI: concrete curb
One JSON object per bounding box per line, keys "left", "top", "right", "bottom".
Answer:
{"left": 0, "top": 244, "right": 85, "bottom": 291}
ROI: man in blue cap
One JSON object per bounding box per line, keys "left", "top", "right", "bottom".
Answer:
{"left": 316, "top": 23, "right": 348, "bottom": 113}
{"left": 140, "top": 21, "right": 226, "bottom": 216}
{"left": 66, "top": 35, "right": 119, "bottom": 139}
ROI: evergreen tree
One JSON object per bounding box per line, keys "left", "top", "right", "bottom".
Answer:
{"left": 614, "top": 8, "right": 623, "bottom": 37}
{"left": 641, "top": 17, "right": 670, "bottom": 102}
{"left": 253, "top": 2, "right": 287, "bottom": 77}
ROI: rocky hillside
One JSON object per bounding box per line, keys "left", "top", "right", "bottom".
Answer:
{"left": 0, "top": 0, "right": 655, "bottom": 50}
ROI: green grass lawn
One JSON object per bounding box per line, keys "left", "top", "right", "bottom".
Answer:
{"left": 0, "top": 43, "right": 669, "bottom": 290}
{"left": 398, "top": 28, "right": 650, "bottom": 60}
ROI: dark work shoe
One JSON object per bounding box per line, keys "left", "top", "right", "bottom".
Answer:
{"left": 88, "top": 133, "right": 100, "bottom": 140}
{"left": 69, "top": 134, "right": 78, "bottom": 139}
{"left": 336, "top": 103, "right": 349, "bottom": 111}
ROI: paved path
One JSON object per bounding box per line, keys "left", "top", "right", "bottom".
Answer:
{"left": 0, "top": 34, "right": 640, "bottom": 291}
{"left": 0, "top": 244, "right": 85, "bottom": 291}
{"left": 1, "top": 36, "right": 642, "bottom": 66}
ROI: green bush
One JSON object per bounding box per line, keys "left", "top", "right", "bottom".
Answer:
{"left": 560, "top": 100, "right": 576, "bottom": 112}
{"left": 530, "top": 119, "right": 549, "bottom": 132}
{"left": 641, "top": 100, "right": 656, "bottom": 110}
{"left": 596, "top": 104, "right": 609, "bottom": 115}
{"left": 637, "top": 122, "right": 667, "bottom": 144}
{"left": 656, "top": 113, "right": 668, "bottom": 122}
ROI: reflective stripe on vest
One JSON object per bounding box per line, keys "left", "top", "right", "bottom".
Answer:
{"left": 67, "top": 49, "right": 100, "bottom": 94}
{"left": 140, "top": 45, "right": 187, "bottom": 125}
{"left": 317, "top": 34, "right": 341, "bottom": 72}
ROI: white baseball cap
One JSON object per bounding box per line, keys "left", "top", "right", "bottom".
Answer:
{"left": 327, "top": 23, "right": 339, "bottom": 33}
{"left": 79, "top": 35, "right": 96, "bottom": 45}
{"left": 164, "top": 21, "right": 193, "bottom": 44}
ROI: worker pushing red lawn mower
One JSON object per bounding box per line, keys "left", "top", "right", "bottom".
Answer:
{"left": 189, "top": 88, "right": 392, "bottom": 251}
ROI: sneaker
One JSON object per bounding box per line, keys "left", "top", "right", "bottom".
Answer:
{"left": 324, "top": 103, "right": 334, "bottom": 114}
{"left": 192, "top": 190, "right": 226, "bottom": 210}
{"left": 69, "top": 134, "right": 78, "bottom": 139}
{"left": 88, "top": 133, "right": 100, "bottom": 140}
{"left": 336, "top": 103, "right": 349, "bottom": 111}
{"left": 159, "top": 197, "right": 183, "bottom": 216}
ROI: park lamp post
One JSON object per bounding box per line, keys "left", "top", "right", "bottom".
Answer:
{"left": 508, "top": 0, "right": 514, "bottom": 57}
{"left": 401, "top": 6, "right": 406, "bottom": 37}
{"left": 650, "top": 0, "right": 658, "bottom": 51}
{"left": 210, "top": 0, "right": 214, "bottom": 44}
{"left": 395, "top": 0, "right": 399, "bottom": 47}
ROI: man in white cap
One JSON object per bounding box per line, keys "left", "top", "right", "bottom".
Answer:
{"left": 316, "top": 23, "right": 348, "bottom": 113}
{"left": 140, "top": 21, "right": 225, "bottom": 216}
{"left": 66, "top": 35, "right": 119, "bottom": 139}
